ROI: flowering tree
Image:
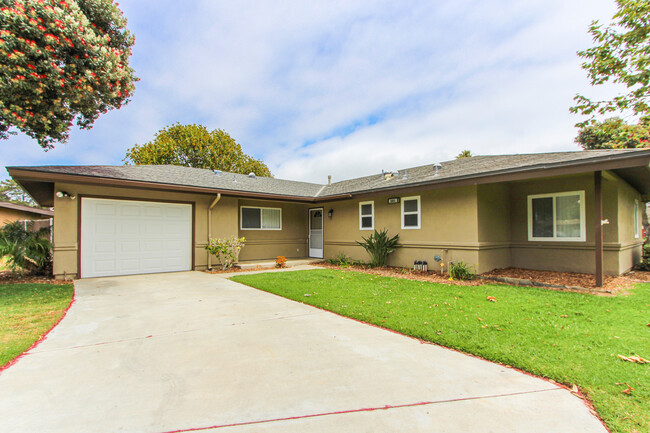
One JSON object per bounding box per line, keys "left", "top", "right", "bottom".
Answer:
{"left": 575, "top": 116, "right": 650, "bottom": 150}
{"left": 0, "top": 0, "right": 137, "bottom": 149}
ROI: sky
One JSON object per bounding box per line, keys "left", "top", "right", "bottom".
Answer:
{"left": 1, "top": 0, "right": 621, "bottom": 184}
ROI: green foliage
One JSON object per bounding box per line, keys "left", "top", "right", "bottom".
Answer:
{"left": 0, "top": 221, "right": 52, "bottom": 275}
{"left": 124, "top": 123, "right": 272, "bottom": 177}
{"left": 571, "top": 0, "right": 650, "bottom": 125}
{"left": 0, "top": 0, "right": 138, "bottom": 148}
{"left": 0, "top": 179, "right": 36, "bottom": 205}
{"left": 575, "top": 116, "right": 650, "bottom": 149}
{"left": 635, "top": 244, "right": 650, "bottom": 270}
{"left": 233, "top": 269, "right": 650, "bottom": 433}
{"left": 356, "top": 228, "right": 399, "bottom": 267}
{"left": 449, "top": 260, "right": 475, "bottom": 280}
{"left": 455, "top": 150, "right": 473, "bottom": 159}
{"left": 327, "top": 252, "right": 361, "bottom": 267}
{"left": 205, "top": 236, "right": 245, "bottom": 270}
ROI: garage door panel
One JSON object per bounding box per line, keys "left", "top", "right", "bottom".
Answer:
{"left": 81, "top": 198, "right": 192, "bottom": 278}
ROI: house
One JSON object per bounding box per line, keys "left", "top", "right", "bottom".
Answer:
{"left": 0, "top": 201, "right": 53, "bottom": 229}
{"left": 7, "top": 149, "right": 650, "bottom": 284}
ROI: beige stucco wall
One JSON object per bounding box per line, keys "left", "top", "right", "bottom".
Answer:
{"left": 321, "top": 185, "right": 480, "bottom": 272}
{"left": 503, "top": 173, "right": 642, "bottom": 275}
{"left": 0, "top": 207, "right": 50, "bottom": 227}
{"left": 237, "top": 199, "right": 309, "bottom": 261}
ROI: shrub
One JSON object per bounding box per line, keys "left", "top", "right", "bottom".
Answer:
{"left": 0, "top": 221, "right": 52, "bottom": 275}
{"left": 275, "top": 256, "right": 287, "bottom": 268}
{"left": 327, "top": 252, "right": 361, "bottom": 267}
{"left": 357, "top": 229, "right": 399, "bottom": 267}
{"left": 449, "top": 260, "right": 475, "bottom": 280}
{"left": 205, "top": 236, "right": 246, "bottom": 270}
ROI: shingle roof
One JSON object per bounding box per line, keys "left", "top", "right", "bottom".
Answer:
{"left": 0, "top": 201, "right": 53, "bottom": 216}
{"left": 8, "top": 149, "right": 650, "bottom": 200}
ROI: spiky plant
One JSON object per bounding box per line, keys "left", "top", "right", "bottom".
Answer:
{"left": 0, "top": 221, "right": 52, "bottom": 275}
{"left": 357, "top": 228, "right": 399, "bottom": 267}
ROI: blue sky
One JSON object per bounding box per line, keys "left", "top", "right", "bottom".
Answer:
{"left": 1, "top": 0, "right": 619, "bottom": 184}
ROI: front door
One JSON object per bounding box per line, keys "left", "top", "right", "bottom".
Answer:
{"left": 309, "top": 208, "right": 324, "bottom": 258}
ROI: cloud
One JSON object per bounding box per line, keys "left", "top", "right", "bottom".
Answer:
{"left": 1, "top": 0, "right": 619, "bottom": 184}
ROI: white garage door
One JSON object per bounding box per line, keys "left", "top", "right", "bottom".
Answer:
{"left": 81, "top": 198, "right": 192, "bottom": 278}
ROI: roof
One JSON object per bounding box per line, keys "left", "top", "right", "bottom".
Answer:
{"left": 0, "top": 201, "right": 53, "bottom": 217}
{"left": 7, "top": 149, "right": 650, "bottom": 206}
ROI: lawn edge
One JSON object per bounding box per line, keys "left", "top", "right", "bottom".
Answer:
{"left": 229, "top": 273, "right": 612, "bottom": 433}
{"left": 0, "top": 283, "right": 76, "bottom": 374}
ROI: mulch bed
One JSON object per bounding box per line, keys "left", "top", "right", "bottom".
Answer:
{"left": 0, "top": 271, "right": 73, "bottom": 285}
{"left": 315, "top": 263, "right": 650, "bottom": 295}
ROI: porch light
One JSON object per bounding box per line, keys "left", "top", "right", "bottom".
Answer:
{"left": 328, "top": 209, "right": 334, "bottom": 218}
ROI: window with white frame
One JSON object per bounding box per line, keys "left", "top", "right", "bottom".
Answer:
{"left": 359, "top": 201, "right": 374, "bottom": 230}
{"left": 527, "top": 191, "right": 585, "bottom": 241}
{"left": 401, "top": 196, "right": 420, "bottom": 229}
{"left": 634, "top": 200, "right": 640, "bottom": 238}
{"left": 240, "top": 206, "right": 282, "bottom": 230}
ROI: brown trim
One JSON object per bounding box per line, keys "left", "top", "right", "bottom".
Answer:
{"left": 77, "top": 195, "right": 196, "bottom": 278}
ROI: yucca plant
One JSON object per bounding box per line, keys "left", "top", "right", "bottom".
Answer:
{"left": 0, "top": 221, "right": 52, "bottom": 275}
{"left": 357, "top": 228, "right": 399, "bottom": 267}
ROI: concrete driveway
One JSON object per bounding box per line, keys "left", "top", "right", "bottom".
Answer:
{"left": 0, "top": 271, "right": 607, "bottom": 433}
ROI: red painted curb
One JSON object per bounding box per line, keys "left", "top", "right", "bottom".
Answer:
{"left": 0, "top": 284, "right": 76, "bottom": 374}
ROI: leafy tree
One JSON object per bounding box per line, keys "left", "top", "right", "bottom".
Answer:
{"left": 575, "top": 116, "right": 650, "bottom": 149}
{"left": 571, "top": 0, "right": 650, "bottom": 126}
{"left": 0, "top": 0, "right": 138, "bottom": 149}
{"left": 456, "top": 150, "right": 473, "bottom": 159}
{"left": 124, "top": 123, "right": 272, "bottom": 177}
{"left": 0, "top": 179, "right": 35, "bottom": 206}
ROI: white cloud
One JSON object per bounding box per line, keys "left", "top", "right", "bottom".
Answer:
{"left": 1, "top": 0, "right": 620, "bottom": 184}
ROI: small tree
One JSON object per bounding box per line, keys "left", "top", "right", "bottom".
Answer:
{"left": 357, "top": 229, "right": 399, "bottom": 267}
{"left": 575, "top": 117, "right": 650, "bottom": 149}
{"left": 205, "top": 236, "right": 245, "bottom": 270}
{"left": 0, "top": 0, "right": 138, "bottom": 148}
{"left": 456, "top": 150, "right": 473, "bottom": 159}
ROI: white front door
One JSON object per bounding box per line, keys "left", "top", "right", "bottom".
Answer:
{"left": 309, "top": 208, "right": 324, "bottom": 258}
{"left": 80, "top": 198, "right": 192, "bottom": 278}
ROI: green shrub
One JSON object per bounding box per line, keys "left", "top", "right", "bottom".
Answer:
{"left": 327, "top": 252, "right": 363, "bottom": 267}
{"left": 356, "top": 229, "right": 399, "bottom": 267}
{"left": 0, "top": 221, "right": 52, "bottom": 275}
{"left": 205, "top": 236, "right": 245, "bottom": 270}
{"left": 449, "top": 260, "right": 475, "bottom": 280}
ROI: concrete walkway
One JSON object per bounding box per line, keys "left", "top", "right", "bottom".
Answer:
{"left": 0, "top": 271, "right": 607, "bottom": 433}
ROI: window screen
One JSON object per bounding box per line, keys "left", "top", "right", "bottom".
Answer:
{"left": 359, "top": 202, "right": 374, "bottom": 229}
{"left": 402, "top": 197, "right": 420, "bottom": 229}
{"left": 529, "top": 192, "right": 584, "bottom": 241}
{"left": 262, "top": 208, "right": 281, "bottom": 229}
{"left": 241, "top": 207, "right": 261, "bottom": 229}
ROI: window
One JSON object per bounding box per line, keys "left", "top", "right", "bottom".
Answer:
{"left": 401, "top": 196, "right": 420, "bottom": 229}
{"left": 240, "top": 206, "right": 282, "bottom": 230}
{"left": 527, "top": 191, "right": 585, "bottom": 241}
{"left": 635, "top": 200, "right": 640, "bottom": 238}
{"left": 359, "top": 201, "right": 374, "bottom": 230}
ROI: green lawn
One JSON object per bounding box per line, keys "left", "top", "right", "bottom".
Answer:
{"left": 232, "top": 269, "right": 650, "bottom": 433}
{"left": 0, "top": 283, "right": 74, "bottom": 368}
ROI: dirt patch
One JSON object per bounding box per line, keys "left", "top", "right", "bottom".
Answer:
{"left": 315, "top": 263, "right": 650, "bottom": 294}
{"left": 0, "top": 271, "right": 72, "bottom": 285}
{"left": 314, "top": 262, "right": 483, "bottom": 286}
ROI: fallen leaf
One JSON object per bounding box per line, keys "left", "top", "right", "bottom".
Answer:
{"left": 477, "top": 317, "right": 483, "bottom": 321}
{"left": 571, "top": 385, "right": 579, "bottom": 393}
{"left": 487, "top": 296, "right": 497, "bottom": 302}
{"left": 616, "top": 383, "right": 634, "bottom": 395}
{"left": 617, "top": 354, "right": 650, "bottom": 364}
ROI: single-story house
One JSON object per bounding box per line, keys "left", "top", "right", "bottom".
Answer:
{"left": 7, "top": 149, "right": 650, "bottom": 284}
{"left": 0, "top": 201, "right": 53, "bottom": 228}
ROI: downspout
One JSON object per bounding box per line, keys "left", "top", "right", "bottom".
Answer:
{"left": 207, "top": 194, "right": 221, "bottom": 270}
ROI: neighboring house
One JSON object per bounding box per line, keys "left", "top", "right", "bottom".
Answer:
{"left": 7, "top": 149, "right": 650, "bottom": 284}
{"left": 0, "top": 201, "right": 53, "bottom": 229}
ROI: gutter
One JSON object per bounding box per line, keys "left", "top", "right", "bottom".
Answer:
{"left": 207, "top": 194, "right": 221, "bottom": 270}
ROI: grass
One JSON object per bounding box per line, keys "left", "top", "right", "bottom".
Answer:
{"left": 232, "top": 269, "right": 650, "bottom": 433}
{"left": 0, "top": 283, "right": 74, "bottom": 368}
